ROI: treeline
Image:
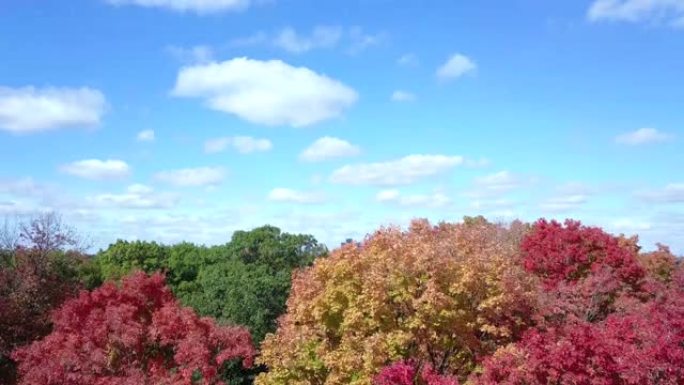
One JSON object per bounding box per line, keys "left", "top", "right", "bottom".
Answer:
{"left": 1, "top": 214, "right": 683, "bottom": 385}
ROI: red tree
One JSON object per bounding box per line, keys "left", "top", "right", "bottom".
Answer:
{"left": 374, "top": 361, "right": 459, "bottom": 385}
{"left": 521, "top": 219, "right": 647, "bottom": 324}
{"left": 475, "top": 284, "right": 684, "bottom": 385}
{"left": 11, "top": 272, "right": 256, "bottom": 385}
{"left": 521, "top": 219, "right": 644, "bottom": 289}
{"left": 474, "top": 221, "right": 684, "bottom": 385}
{"left": 1, "top": 248, "right": 83, "bottom": 384}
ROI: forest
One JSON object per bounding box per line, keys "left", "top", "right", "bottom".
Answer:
{"left": 1, "top": 213, "right": 682, "bottom": 385}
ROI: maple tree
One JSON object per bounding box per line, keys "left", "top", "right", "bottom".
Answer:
{"left": 11, "top": 271, "right": 256, "bottom": 385}
{"left": 475, "top": 278, "right": 684, "bottom": 384}
{"left": 472, "top": 220, "right": 684, "bottom": 385}
{"left": 256, "top": 218, "right": 536, "bottom": 385}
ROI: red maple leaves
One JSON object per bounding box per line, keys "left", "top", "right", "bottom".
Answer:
{"left": 11, "top": 272, "right": 256, "bottom": 385}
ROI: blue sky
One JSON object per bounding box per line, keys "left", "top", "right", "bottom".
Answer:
{"left": 1, "top": 0, "right": 683, "bottom": 252}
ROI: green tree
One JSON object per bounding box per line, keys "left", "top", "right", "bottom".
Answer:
{"left": 97, "top": 239, "right": 169, "bottom": 280}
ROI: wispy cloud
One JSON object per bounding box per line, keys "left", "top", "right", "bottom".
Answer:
{"left": 230, "top": 26, "right": 385, "bottom": 54}
{"left": 274, "top": 26, "right": 343, "bottom": 53}
{"left": 330, "top": 154, "right": 464, "bottom": 186}
{"left": 390, "top": 90, "right": 416, "bottom": 102}
{"left": 637, "top": 183, "right": 684, "bottom": 203}
{"left": 204, "top": 136, "right": 272, "bottom": 154}
{"left": 172, "top": 58, "right": 358, "bottom": 127}
{"left": 166, "top": 45, "right": 215, "bottom": 63}
{"left": 615, "top": 128, "right": 673, "bottom": 145}
{"left": 154, "top": 167, "right": 226, "bottom": 187}
{"left": 268, "top": 188, "right": 326, "bottom": 204}
{"left": 376, "top": 189, "right": 451, "bottom": 208}
{"left": 588, "top": 0, "right": 684, "bottom": 28}
{"left": 60, "top": 159, "right": 130, "bottom": 180}
{"left": 347, "top": 26, "right": 386, "bottom": 54}
{"left": 136, "top": 129, "right": 155, "bottom": 142}
{"left": 88, "top": 184, "right": 179, "bottom": 209}
{"left": 397, "top": 53, "right": 419, "bottom": 67}
{"left": 105, "top": 0, "right": 253, "bottom": 14}
{"left": 540, "top": 194, "right": 589, "bottom": 213}
{"left": 0, "top": 86, "right": 106, "bottom": 133}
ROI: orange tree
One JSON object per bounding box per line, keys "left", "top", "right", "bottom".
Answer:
{"left": 256, "top": 218, "right": 537, "bottom": 385}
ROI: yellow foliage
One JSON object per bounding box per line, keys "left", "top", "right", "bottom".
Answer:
{"left": 256, "top": 218, "right": 537, "bottom": 385}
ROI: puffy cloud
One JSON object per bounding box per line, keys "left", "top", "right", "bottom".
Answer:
{"left": 172, "top": 58, "right": 358, "bottom": 127}
{"left": 299, "top": 136, "right": 361, "bottom": 162}
{"left": 267, "top": 188, "right": 325, "bottom": 204}
{"left": 390, "top": 90, "right": 416, "bottom": 102}
{"left": 105, "top": 0, "right": 252, "bottom": 14}
{"left": 136, "top": 129, "right": 155, "bottom": 142}
{"left": 330, "top": 154, "right": 464, "bottom": 186}
{"left": 154, "top": 166, "right": 225, "bottom": 187}
{"left": 0, "top": 86, "right": 106, "bottom": 133}
{"left": 436, "top": 53, "right": 476, "bottom": 81}
{"left": 60, "top": 159, "right": 131, "bottom": 180}
{"left": 204, "top": 136, "right": 272, "bottom": 154}
{"left": 274, "top": 26, "right": 343, "bottom": 53}
{"left": 587, "top": 0, "right": 684, "bottom": 27}
{"left": 615, "top": 128, "right": 673, "bottom": 145}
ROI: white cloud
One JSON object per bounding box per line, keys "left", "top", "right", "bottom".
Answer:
{"left": 330, "top": 154, "right": 464, "bottom": 186}
{"left": 274, "top": 26, "right": 343, "bottom": 53}
{"left": 166, "top": 45, "right": 215, "bottom": 63}
{"left": 60, "top": 159, "right": 131, "bottom": 180}
{"left": 154, "top": 167, "right": 225, "bottom": 187}
{"left": 299, "top": 136, "right": 361, "bottom": 162}
{"left": 638, "top": 183, "right": 684, "bottom": 203}
{"left": 268, "top": 188, "right": 325, "bottom": 204}
{"left": 136, "top": 129, "right": 155, "bottom": 142}
{"left": 615, "top": 128, "right": 673, "bottom": 145}
{"left": 436, "top": 53, "right": 477, "bottom": 81}
{"left": 89, "top": 184, "right": 178, "bottom": 209}
{"left": 540, "top": 194, "right": 589, "bottom": 212}
{"left": 588, "top": 0, "right": 684, "bottom": 27}
{"left": 105, "top": 0, "right": 252, "bottom": 14}
{"left": 172, "top": 57, "right": 358, "bottom": 127}
{"left": 376, "top": 189, "right": 451, "bottom": 208}
{"left": 204, "top": 136, "right": 272, "bottom": 154}
{"left": 391, "top": 90, "right": 416, "bottom": 102}
{"left": 0, "top": 86, "right": 106, "bottom": 133}
{"left": 397, "top": 53, "right": 419, "bottom": 67}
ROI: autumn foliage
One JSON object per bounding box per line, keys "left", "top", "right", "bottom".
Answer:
{"left": 11, "top": 272, "right": 256, "bottom": 385}
{"left": 373, "top": 361, "right": 459, "bottom": 385}
{"left": 4, "top": 216, "right": 683, "bottom": 385}
{"left": 257, "top": 218, "right": 537, "bottom": 385}
{"left": 474, "top": 219, "right": 684, "bottom": 384}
